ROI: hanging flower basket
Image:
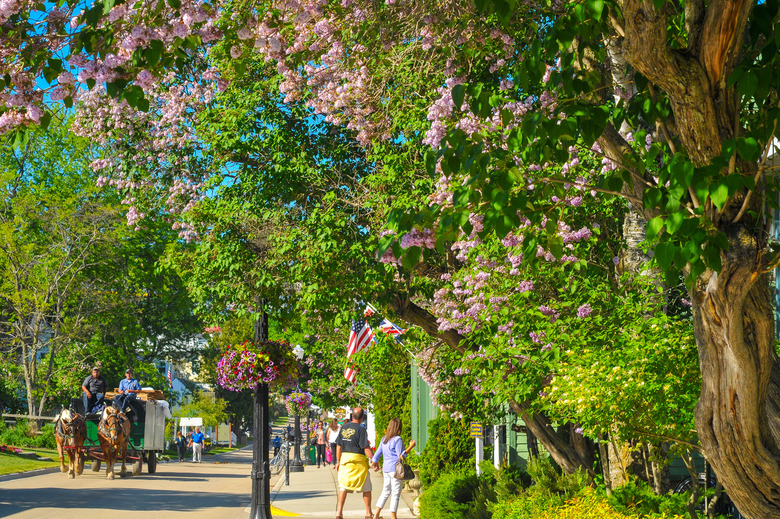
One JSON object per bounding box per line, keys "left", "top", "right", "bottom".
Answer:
{"left": 285, "top": 391, "right": 312, "bottom": 417}
{"left": 217, "top": 340, "right": 299, "bottom": 391}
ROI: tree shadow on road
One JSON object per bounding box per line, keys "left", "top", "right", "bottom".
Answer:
{"left": 0, "top": 487, "right": 247, "bottom": 515}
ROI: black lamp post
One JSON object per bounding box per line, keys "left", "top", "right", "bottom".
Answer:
{"left": 250, "top": 307, "right": 272, "bottom": 519}
{"left": 289, "top": 344, "right": 305, "bottom": 473}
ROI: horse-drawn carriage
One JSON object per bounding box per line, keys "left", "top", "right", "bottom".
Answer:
{"left": 67, "top": 395, "right": 167, "bottom": 477}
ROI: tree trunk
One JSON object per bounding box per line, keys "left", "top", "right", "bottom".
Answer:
{"left": 692, "top": 226, "right": 780, "bottom": 519}
{"left": 509, "top": 400, "right": 597, "bottom": 478}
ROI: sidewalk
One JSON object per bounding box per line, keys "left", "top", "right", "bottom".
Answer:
{"left": 257, "top": 418, "right": 417, "bottom": 518}
{"left": 268, "top": 462, "right": 417, "bottom": 518}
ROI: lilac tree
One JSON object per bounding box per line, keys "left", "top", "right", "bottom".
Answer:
{"left": 2, "top": 0, "right": 779, "bottom": 514}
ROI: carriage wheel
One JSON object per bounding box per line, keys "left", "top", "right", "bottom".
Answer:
{"left": 146, "top": 452, "right": 157, "bottom": 474}
{"left": 91, "top": 459, "right": 101, "bottom": 472}
{"left": 132, "top": 456, "right": 143, "bottom": 476}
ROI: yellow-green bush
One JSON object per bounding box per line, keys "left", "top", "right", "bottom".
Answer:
{"left": 492, "top": 487, "right": 689, "bottom": 519}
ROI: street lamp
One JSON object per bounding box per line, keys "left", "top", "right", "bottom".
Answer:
{"left": 290, "top": 344, "right": 305, "bottom": 473}
{"left": 250, "top": 307, "right": 271, "bottom": 519}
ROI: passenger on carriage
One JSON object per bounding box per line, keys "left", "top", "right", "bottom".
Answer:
{"left": 113, "top": 368, "right": 141, "bottom": 413}
{"left": 81, "top": 366, "right": 107, "bottom": 415}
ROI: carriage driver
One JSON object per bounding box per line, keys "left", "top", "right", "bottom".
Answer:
{"left": 113, "top": 368, "right": 141, "bottom": 413}
{"left": 81, "top": 366, "right": 107, "bottom": 415}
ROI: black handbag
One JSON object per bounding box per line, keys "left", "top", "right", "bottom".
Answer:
{"left": 393, "top": 453, "right": 415, "bottom": 480}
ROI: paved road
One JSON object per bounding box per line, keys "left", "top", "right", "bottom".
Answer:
{"left": 0, "top": 448, "right": 265, "bottom": 519}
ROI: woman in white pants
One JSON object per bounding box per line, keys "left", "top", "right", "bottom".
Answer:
{"left": 370, "top": 418, "right": 416, "bottom": 519}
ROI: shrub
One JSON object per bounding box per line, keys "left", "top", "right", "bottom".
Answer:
{"left": 607, "top": 479, "right": 690, "bottom": 517}
{"left": 0, "top": 420, "right": 57, "bottom": 449}
{"left": 419, "top": 416, "right": 473, "bottom": 486}
{"left": 493, "top": 487, "right": 690, "bottom": 519}
{"left": 419, "top": 468, "right": 480, "bottom": 519}
{"left": 419, "top": 462, "right": 531, "bottom": 519}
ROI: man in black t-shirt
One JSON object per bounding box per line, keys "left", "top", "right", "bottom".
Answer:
{"left": 81, "top": 366, "right": 107, "bottom": 414}
{"left": 335, "top": 407, "right": 374, "bottom": 519}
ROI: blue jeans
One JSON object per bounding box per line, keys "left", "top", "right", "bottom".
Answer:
{"left": 83, "top": 392, "right": 104, "bottom": 414}
{"left": 113, "top": 393, "right": 136, "bottom": 411}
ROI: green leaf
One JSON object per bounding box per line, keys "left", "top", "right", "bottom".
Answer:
{"left": 39, "top": 111, "right": 52, "bottom": 129}
{"left": 654, "top": 242, "right": 674, "bottom": 272}
{"left": 586, "top": 0, "right": 604, "bottom": 20}
{"left": 738, "top": 72, "right": 758, "bottom": 97}
{"left": 452, "top": 84, "right": 465, "bottom": 110}
{"left": 646, "top": 216, "right": 664, "bottom": 237}
{"left": 665, "top": 211, "right": 684, "bottom": 234}
{"left": 669, "top": 154, "right": 694, "bottom": 188}
{"left": 709, "top": 182, "right": 729, "bottom": 210}
{"left": 494, "top": 215, "right": 513, "bottom": 239}
{"left": 643, "top": 187, "right": 662, "bottom": 208}
{"left": 137, "top": 97, "right": 150, "bottom": 112}
{"left": 102, "top": 0, "right": 116, "bottom": 15}
{"left": 702, "top": 243, "right": 722, "bottom": 272}
{"left": 401, "top": 246, "right": 421, "bottom": 271}
{"left": 549, "top": 239, "right": 563, "bottom": 260}
{"left": 145, "top": 40, "right": 164, "bottom": 67}
{"left": 736, "top": 137, "right": 760, "bottom": 161}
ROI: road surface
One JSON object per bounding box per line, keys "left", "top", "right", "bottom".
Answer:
{"left": 0, "top": 448, "right": 267, "bottom": 518}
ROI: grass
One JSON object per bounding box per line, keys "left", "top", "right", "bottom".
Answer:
{"left": 205, "top": 446, "right": 239, "bottom": 456}
{"left": 0, "top": 447, "right": 60, "bottom": 476}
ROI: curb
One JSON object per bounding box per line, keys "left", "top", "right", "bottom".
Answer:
{"left": 0, "top": 466, "right": 60, "bottom": 482}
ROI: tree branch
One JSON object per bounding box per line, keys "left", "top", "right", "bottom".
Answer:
{"left": 388, "top": 296, "right": 466, "bottom": 353}
{"left": 700, "top": 0, "right": 754, "bottom": 86}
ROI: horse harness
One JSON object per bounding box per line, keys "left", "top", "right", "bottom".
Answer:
{"left": 99, "top": 409, "right": 128, "bottom": 441}
{"left": 56, "top": 412, "right": 85, "bottom": 450}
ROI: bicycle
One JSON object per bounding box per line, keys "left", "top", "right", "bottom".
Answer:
{"left": 270, "top": 440, "right": 291, "bottom": 475}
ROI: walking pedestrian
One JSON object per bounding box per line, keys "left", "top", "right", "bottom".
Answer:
{"left": 190, "top": 426, "right": 205, "bottom": 463}
{"left": 315, "top": 421, "right": 327, "bottom": 467}
{"left": 335, "top": 407, "right": 373, "bottom": 519}
{"left": 174, "top": 431, "right": 187, "bottom": 462}
{"left": 371, "top": 418, "right": 416, "bottom": 519}
{"left": 327, "top": 418, "right": 340, "bottom": 470}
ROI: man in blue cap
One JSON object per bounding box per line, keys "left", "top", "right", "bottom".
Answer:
{"left": 113, "top": 368, "right": 141, "bottom": 413}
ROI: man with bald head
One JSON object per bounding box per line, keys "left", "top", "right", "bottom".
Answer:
{"left": 335, "top": 407, "right": 373, "bottom": 519}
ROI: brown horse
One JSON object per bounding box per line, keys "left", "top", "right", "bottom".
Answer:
{"left": 97, "top": 406, "right": 130, "bottom": 479}
{"left": 54, "top": 409, "right": 86, "bottom": 478}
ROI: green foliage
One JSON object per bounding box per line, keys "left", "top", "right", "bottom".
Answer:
{"left": 365, "top": 334, "right": 411, "bottom": 446}
{"left": 545, "top": 311, "right": 700, "bottom": 447}
{"left": 419, "top": 468, "right": 480, "bottom": 519}
{"left": 0, "top": 421, "right": 56, "bottom": 450}
{"left": 607, "top": 480, "right": 690, "bottom": 517}
{"left": 419, "top": 416, "right": 474, "bottom": 486}
{"left": 174, "top": 390, "right": 229, "bottom": 428}
{"left": 492, "top": 486, "right": 689, "bottom": 519}
{"left": 419, "top": 463, "right": 531, "bottom": 519}
{"left": 487, "top": 455, "right": 589, "bottom": 518}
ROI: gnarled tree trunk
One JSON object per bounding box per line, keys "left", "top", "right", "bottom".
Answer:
{"left": 692, "top": 227, "right": 780, "bottom": 519}
{"left": 601, "top": 0, "right": 780, "bottom": 515}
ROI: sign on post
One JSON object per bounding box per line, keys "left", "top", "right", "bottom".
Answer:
{"left": 471, "top": 422, "right": 484, "bottom": 475}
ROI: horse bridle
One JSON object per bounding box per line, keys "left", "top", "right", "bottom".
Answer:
{"left": 57, "top": 414, "right": 84, "bottom": 448}
{"left": 99, "top": 410, "right": 125, "bottom": 439}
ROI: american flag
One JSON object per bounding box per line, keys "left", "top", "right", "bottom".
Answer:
{"left": 344, "top": 315, "right": 374, "bottom": 383}
{"left": 167, "top": 365, "right": 172, "bottom": 386}
{"left": 378, "top": 318, "right": 404, "bottom": 336}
